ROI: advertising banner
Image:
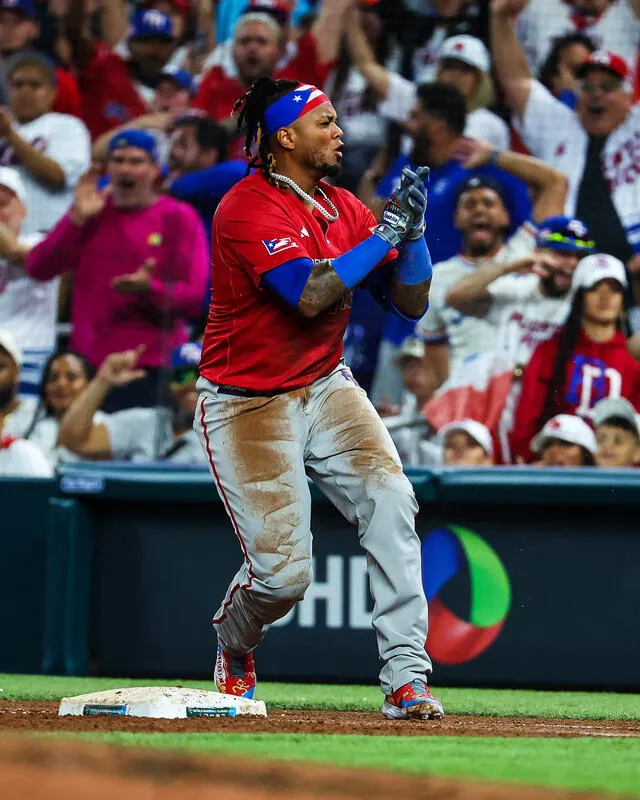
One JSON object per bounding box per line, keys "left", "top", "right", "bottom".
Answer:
{"left": 91, "top": 498, "right": 640, "bottom": 689}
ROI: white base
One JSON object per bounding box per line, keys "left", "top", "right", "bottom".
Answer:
{"left": 58, "top": 686, "right": 267, "bottom": 719}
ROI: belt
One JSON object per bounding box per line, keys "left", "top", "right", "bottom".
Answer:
{"left": 215, "top": 384, "right": 289, "bottom": 398}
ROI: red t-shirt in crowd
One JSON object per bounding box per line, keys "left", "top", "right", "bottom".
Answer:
{"left": 77, "top": 42, "right": 147, "bottom": 139}
{"left": 200, "top": 170, "right": 394, "bottom": 391}
{"left": 53, "top": 68, "right": 82, "bottom": 118}
{"left": 510, "top": 328, "right": 640, "bottom": 461}
{"left": 193, "top": 32, "right": 332, "bottom": 123}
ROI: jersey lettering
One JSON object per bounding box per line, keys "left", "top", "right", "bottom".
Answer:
{"left": 567, "top": 355, "right": 622, "bottom": 415}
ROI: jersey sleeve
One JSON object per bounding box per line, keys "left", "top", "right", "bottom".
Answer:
{"left": 378, "top": 72, "right": 416, "bottom": 124}
{"left": 504, "top": 222, "right": 538, "bottom": 260}
{"left": 47, "top": 116, "right": 92, "bottom": 188}
{"left": 485, "top": 273, "right": 534, "bottom": 326}
{"left": 216, "top": 199, "right": 312, "bottom": 277}
{"left": 518, "top": 81, "right": 575, "bottom": 162}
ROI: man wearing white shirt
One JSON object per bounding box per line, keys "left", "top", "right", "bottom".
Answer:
{"left": 0, "top": 52, "right": 90, "bottom": 235}
{"left": 445, "top": 215, "right": 595, "bottom": 461}
{"left": 446, "top": 215, "right": 595, "bottom": 368}
{"left": 516, "top": 0, "right": 640, "bottom": 87}
{"left": 492, "top": 0, "right": 640, "bottom": 268}
{"left": 417, "top": 138, "right": 568, "bottom": 386}
{"left": 0, "top": 329, "right": 37, "bottom": 436}
{"left": 0, "top": 167, "right": 54, "bottom": 392}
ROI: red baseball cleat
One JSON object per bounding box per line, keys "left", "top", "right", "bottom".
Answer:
{"left": 215, "top": 646, "right": 256, "bottom": 698}
{"left": 382, "top": 679, "right": 444, "bottom": 720}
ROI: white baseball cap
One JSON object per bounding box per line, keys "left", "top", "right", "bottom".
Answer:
{"left": 531, "top": 414, "right": 597, "bottom": 455}
{"left": 439, "top": 35, "right": 491, "bottom": 74}
{"left": 395, "top": 337, "right": 425, "bottom": 363}
{"left": 0, "top": 167, "right": 26, "bottom": 205}
{"left": 572, "top": 253, "right": 628, "bottom": 291}
{"left": 438, "top": 419, "right": 493, "bottom": 456}
{"left": 593, "top": 397, "right": 640, "bottom": 436}
{"left": 0, "top": 329, "right": 23, "bottom": 366}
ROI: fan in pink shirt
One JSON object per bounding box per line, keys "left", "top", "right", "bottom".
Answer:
{"left": 25, "top": 130, "right": 209, "bottom": 412}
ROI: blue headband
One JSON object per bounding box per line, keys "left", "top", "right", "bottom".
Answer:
{"left": 263, "top": 84, "right": 329, "bottom": 135}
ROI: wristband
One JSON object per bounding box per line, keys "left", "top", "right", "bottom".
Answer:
{"left": 395, "top": 237, "right": 432, "bottom": 285}
{"left": 331, "top": 233, "right": 392, "bottom": 289}
{"left": 488, "top": 149, "right": 500, "bottom": 166}
{"left": 373, "top": 222, "right": 402, "bottom": 248}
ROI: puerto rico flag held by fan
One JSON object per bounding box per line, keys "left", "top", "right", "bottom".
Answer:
{"left": 423, "top": 350, "right": 515, "bottom": 436}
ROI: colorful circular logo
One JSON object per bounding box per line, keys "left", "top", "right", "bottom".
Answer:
{"left": 422, "top": 526, "right": 511, "bottom": 665}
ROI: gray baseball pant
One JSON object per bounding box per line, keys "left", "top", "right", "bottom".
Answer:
{"left": 194, "top": 362, "right": 432, "bottom": 695}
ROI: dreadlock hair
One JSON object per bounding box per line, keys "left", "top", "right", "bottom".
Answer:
{"left": 233, "top": 76, "right": 300, "bottom": 183}
{"left": 537, "top": 285, "right": 631, "bottom": 431}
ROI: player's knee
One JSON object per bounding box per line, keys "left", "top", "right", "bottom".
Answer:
{"left": 265, "top": 564, "right": 313, "bottom": 602}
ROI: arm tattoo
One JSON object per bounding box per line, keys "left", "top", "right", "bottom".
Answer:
{"left": 390, "top": 277, "right": 431, "bottom": 319}
{"left": 298, "top": 259, "right": 350, "bottom": 317}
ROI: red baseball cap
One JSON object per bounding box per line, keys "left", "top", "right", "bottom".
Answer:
{"left": 576, "top": 50, "right": 629, "bottom": 81}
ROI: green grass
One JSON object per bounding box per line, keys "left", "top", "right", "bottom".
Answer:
{"left": 50, "top": 732, "right": 640, "bottom": 797}
{"left": 3, "top": 673, "right": 640, "bottom": 720}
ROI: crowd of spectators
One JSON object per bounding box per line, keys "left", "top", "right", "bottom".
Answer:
{"left": 1, "top": 0, "right": 640, "bottom": 476}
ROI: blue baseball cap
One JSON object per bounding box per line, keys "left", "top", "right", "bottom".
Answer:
{"left": 0, "top": 0, "right": 36, "bottom": 18}
{"left": 159, "top": 66, "right": 194, "bottom": 93}
{"left": 171, "top": 341, "right": 202, "bottom": 369}
{"left": 129, "top": 8, "right": 174, "bottom": 40}
{"left": 107, "top": 130, "right": 160, "bottom": 162}
{"left": 536, "top": 216, "right": 596, "bottom": 254}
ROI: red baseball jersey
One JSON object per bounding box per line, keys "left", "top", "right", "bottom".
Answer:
{"left": 53, "top": 68, "right": 82, "bottom": 118}
{"left": 78, "top": 43, "right": 147, "bottom": 139}
{"left": 200, "top": 170, "right": 395, "bottom": 391}
{"left": 511, "top": 329, "right": 640, "bottom": 461}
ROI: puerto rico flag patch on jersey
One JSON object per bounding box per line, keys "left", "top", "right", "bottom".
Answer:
{"left": 262, "top": 237, "right": 299, "bottom": 255}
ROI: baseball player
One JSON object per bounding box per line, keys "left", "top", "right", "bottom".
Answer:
{"left": 194, "top": 76, "right": 443, "bottom": 721}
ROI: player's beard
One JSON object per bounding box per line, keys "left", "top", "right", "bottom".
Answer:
{"left": 307, "top": 152, "right": 342, "bottom": 180}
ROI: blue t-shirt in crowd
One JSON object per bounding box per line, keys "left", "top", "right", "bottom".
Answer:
{"left": 168, "top": 160, "right": 247, "bottom": 238}
{"left": 376, "top": 155, "right": 532, "bottom": 266}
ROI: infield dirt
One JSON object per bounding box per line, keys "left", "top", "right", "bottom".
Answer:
{"left": 1, "top": 700, "right": 638, "bottom": 800}
{"left": 0, "top": 735, "right": 621, "bottom": 800}
{"left": 1, "top": 700, "right": 640, "bottom": 738}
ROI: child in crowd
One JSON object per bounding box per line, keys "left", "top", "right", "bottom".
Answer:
{"left": 530, "top": 414, "right": 596, "bottom": 467}
{"left": 511, "top": 254, "right": 640, "bottom": 462}
{"left": 438, "top": 419, "right": 494, "bottom": 467}
{"left": 593, "top": 397, "right": 640, "bottom": 469}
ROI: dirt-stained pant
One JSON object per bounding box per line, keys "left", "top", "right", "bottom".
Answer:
{"left": 194, "top": 362, "right": 432, "bottom": 695}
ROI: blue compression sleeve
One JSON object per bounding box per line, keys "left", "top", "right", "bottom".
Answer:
{"left": 262, "top": 233, "right": 392, "bottom": 308}
{"left": 331, "top": 234, "right": 392, "bottom": 289}
{"left": 261, "top": 257, "right": 314, "bottom": 308}
{"left": 395, "top": 236, "right": 432, "bottom": 285}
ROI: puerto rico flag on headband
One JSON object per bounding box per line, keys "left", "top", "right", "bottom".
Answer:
{"left": 264, "top": 84, "right": 330, "bottom": 135}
